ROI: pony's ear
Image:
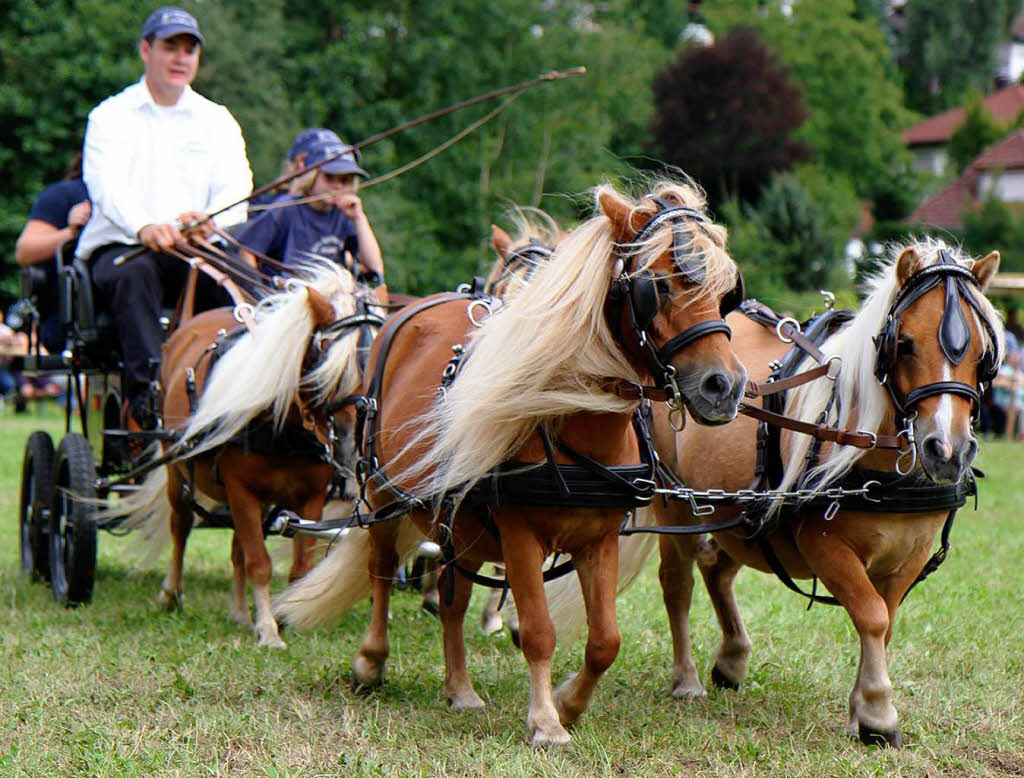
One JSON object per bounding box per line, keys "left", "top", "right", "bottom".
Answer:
{"left": 492, "top": 224, "right": 513, "bottom": 259}
{"left": 306, "top": 287, "right": 336, "bottom": 329}
{"left": 598, "top": 190, "right": 647, "bottom": 243}
{"left": 972, "top": 250, "right": 1000, "bottom": 290}
{"left": 895, "top": 247, "right": 923, "bottom": 286}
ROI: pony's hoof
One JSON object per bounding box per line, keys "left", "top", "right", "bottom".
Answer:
{"left": 229, "top": 607, "right": 252, "bottom": 627}
{"left": 670, "top": 681, "right": 707, "bottom": 700}
{"left": 711, "top": 664, "right": 741, "bottom": 691}
{"left": 859, "top": 723, "right": 903, "bottom": 748}
{"left": 508, "top": 626, "right": 521, "bottom": 648}
{"left": 157, "top": 589, "right": 184, "bottom": 611}
{"left": 529, "top": 724, "right": 571, "bottom": 748}
{"left": 481, "top": 613, "right": 504, "bottom": 636}
{"left": 257, "top": 633, "right": 287, "bottom": 650}
{"left": 421, "top": 598, "right": 440, "bottom": 618}
{"left": 447, "top": 689, "right": 486, "bottom": 713}
{"left": 351, "top": 655, "right": 383, "bottom": 692}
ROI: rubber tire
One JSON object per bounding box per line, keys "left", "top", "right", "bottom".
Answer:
{"left": 19, "top": 431, "right": 55, "bottom": 581}
{"left": 48, "top": 433, "right": 98, "bottom": 607}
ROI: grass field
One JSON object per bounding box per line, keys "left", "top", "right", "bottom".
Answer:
{"left": 1, "top": 404, "right": 1023, "bottom": 777}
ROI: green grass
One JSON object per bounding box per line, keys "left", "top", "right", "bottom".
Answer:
{"left": 1, "top": 405, "right": 1023, "bottom": 776}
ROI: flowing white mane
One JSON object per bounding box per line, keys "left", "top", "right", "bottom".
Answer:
{"left": 777, "top": 238, "right": 1003, "bottom": 498}
{"left": 176, "top": 261, "right": 363, "bottom": 459}
{"left": 400, "top": 180, "right": 738, "bottom": 502}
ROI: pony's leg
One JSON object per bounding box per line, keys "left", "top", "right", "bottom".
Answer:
{"left": 352, "top": 521, "right": 400, "bottom": 688}
{"left": 439, "top": 563, "right": 486, "bottom": 712}
{"left": 658, "top": 529, "right": 706, "bottom": 699}
{"left": 159, "top": 467, "right": 192, "bottom": 610}
{"left": 553, "top": 532, "right": 621, "bottom": 726}
{"left": 223, "top": 476, "right": 285, "bottom": 649}
{"left": 420, "top": 558, "right": 441, "bottom": 617}
{"left": 697, "top": 537, "right": 751, "bottom": 690}
{"left": 288, "top": 536, "right": 317, "bottom": 583}
{"left": 502, "top": 521, "right": 570, "bottom": 747}
{"left": 229, "top": 534, "right": 251, "bottom": 626}
{"left": 481, "top": 564, "right": 506, "bottom": 635}
{"left": 797, "top": 533, "right": 900, "bottom": 747}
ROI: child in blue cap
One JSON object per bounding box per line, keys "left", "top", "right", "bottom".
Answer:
{"left": 238, "top": 138, "right": 383, "bottom": 281}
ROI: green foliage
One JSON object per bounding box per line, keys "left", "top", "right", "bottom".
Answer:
{"left": 962, "top": 196, "right": 1024, "bottom": 272}
{"left": 706, "top": 0, "right": 916, "bottom": 201}
{"left": 722, "top": 168, "right": 853, "bottom": 299}
{"left": 947, "top": 91, "right": 1008, "bottom": 173}
{"left": 901, "top": 0, "right": 1012, "bottom": 115}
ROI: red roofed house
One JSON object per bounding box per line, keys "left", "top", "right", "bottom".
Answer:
{"left": 908, "top": 130, "right": 1024, "bottom": 229}
{"left": 903, "top": 84, "right": 1024, "bottom": 176}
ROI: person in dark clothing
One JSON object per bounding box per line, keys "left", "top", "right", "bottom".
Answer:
{"left": 237, "top": 138, "right": 383, "bottom": 280}
{"left": 15, "top": 154, "right": 91, "bottom": 353}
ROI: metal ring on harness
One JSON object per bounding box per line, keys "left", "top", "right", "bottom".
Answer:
{"left": 467, "top": 299, "right": 492, "bottom": 328}
{"left": 776, "top": 317, "right": 800, "bottom": 344}
{"left": 455, "top": 282, "right": 471, "bottom": 294}
{"left": 826, "top": 355, "right": 842, "bottom": 381}
{"left": 233, "top": 302, "right": 255, "bottom": 324}
{"left": 285, "top": 278, "right": 306, "bottom": 294}
{"left": 862, "top": 480, "right": 883, "bottom": 503}
{"left": 895, "top": 417, "right": 918, "bottom": 476}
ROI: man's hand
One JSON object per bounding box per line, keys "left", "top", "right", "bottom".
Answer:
{"left": 67, "top": 200, "right": 92, "bottom": 233}
{"left": 177, "top": 211, "right": 216, "bottom": 242}
{"left": 138, "top": 223, "right": 185, "bottom": 252}
{"left": 333, "top": 194, "right": 365, "bottom": 221}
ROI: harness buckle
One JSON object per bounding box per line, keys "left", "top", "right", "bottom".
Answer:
{"left": 776, "top": 317, "right": 800, "bottom": 344}
{"left": 854, "top": 430, "right": 878, "bottom": 450}
{"left": 826, "top": 355, "right": 842, "bottom": 381}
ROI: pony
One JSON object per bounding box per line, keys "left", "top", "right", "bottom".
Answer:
{"left": 274, "top": 180, "right": 747, "bottom": 746}
{"left": 109, "top": 262, "right": 372, "bottom": 647}
{"left": 543, "top": 239, "right": 1002, "bottom": 747}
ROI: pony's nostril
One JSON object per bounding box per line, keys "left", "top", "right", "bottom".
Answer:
{"left": 701, "top": 372, "right": 731, "bottom": 399}
{"left": 961, "top": 437, "right": 979, "bottom": 466}
{"left": 922, "top": 435, "right": 952, "bottom": 462}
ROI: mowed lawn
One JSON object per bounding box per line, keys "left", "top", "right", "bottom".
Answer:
{"left": 1, "top": 405, "right": 1023, "bottom": 777}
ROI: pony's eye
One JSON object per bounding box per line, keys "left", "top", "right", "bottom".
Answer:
{"left": 655, "top": 278, "right": 672, "bottom": 297}
{"left": 896, "top": 336, "right": 915, "bottom": 358}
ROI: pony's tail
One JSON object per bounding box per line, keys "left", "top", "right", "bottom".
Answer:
{"left": 96, "top": 452, "right": 172, "bottom": 566}
{"left": 542, "top": 513, "right": 660, "bottom": 642}
{"left": 273, "top": 518, "right": 424, "bottom": 629}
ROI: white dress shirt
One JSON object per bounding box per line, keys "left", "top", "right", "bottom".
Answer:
{"left": 76, "top": 77, "right": 253, "bottom": 259}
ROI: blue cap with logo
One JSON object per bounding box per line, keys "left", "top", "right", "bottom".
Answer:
{"left": 288, "top": 128, "right": 341, "bottom": 162}
{"left": 306, "top": 139, "right": 368, "bottom": 178}
{"left": 141, "top": 7, "right": 204, "bottom": 45}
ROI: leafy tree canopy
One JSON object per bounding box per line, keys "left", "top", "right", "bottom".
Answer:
{"left": 947, "top": 91, "right": 1009, "bottom": 173}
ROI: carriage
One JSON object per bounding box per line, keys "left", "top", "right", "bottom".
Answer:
{"left": 14, "top": 237, "right": 388, "bottom": 609}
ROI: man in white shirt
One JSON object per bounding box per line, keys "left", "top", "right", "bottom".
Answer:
{"left": 78, "top": 6, "right": 252, "bottom": 429}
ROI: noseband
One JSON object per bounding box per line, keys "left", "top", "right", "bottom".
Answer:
{"left": 609, "top": 199, "right": 740, "bottom": 399}
{"left": 873, "top": 250, "right": 998, "bottom": 426}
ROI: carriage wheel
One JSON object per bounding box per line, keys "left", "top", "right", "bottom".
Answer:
{"left": 48, "top": 433, "right": 99, "bottom": 607}
{"left": 19, "top": 431, "right": 55, "bottom": 581}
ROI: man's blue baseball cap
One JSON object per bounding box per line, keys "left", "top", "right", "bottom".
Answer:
{"left": 141, "top": 7, "right": 204, "bottom": 45}
{"left": 306, "top": 139, "right": 368, "bottom": 178}
{"left": 288, "top": 128, "right": 341, "bottom": 162}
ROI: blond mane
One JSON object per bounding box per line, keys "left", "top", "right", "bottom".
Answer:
{"left": 400, "top": 179, "right": 737, "bottom": 502}
{"left": 776, "top": 238, "right": 1003, "bottom": 502}
{"left": 176, "top": 261, "right": 363, "bottom": 459}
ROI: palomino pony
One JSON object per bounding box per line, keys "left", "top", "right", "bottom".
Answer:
{"left": 112, "top": 263, "right": 372, "bottom": 647}
{"left": 275, "top": 181, "right": 747, "bottom": 746}
{"left": 545, "top": 239, "right": 1002, "bottom": 747}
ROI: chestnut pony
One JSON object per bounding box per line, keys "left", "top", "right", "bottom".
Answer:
{"left": 545, "top": 240, "right": 1002, "bottom": 747}
{"left": 111, "top": 263, "right": 372, "bottom": 647}
{"left": 275, "top": 181, "right": 747, "bottom": 746}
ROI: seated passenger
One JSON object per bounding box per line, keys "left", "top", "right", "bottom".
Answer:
{"left": 237, "top": 138, "right": 383, "bottom": 281}
{"left": 75, "top": 6, "right": 253, "bottom": 430}
{"left": 14, "top": 154, "right": 91, "bottom": 353}
{"left": 247, "top": 128, "right": 342, "bottom": 216}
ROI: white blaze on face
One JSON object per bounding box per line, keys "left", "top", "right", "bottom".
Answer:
{"left": 936, "top": 362, "right": 954, "bottom": 441}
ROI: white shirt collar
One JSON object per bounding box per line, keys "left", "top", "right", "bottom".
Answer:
{"left": 132, "top": 76, "right": 196, "bottom": 113}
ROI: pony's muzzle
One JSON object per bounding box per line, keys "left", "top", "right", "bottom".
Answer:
{"left": 919, "top": 431, "right": 977, "bottom": 483}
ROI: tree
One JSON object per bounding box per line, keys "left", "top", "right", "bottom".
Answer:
{"left": 947, "top": 92, "right": 1007, "bottom": 173}
{"left": 963, "top": 196, "right": 1024, "bottom": 273}
{"left": 649, "top": 27, "right": 812, "bottom": 206}
{"left": 900, "top": 0, "right": 1012, "bottom": 115}
{"left": 706, "top": 0, "right": 916, "bottom": 201}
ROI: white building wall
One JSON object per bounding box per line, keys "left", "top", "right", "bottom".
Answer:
{"left": 911, "top": 146, "right": 948, "bottom": 176}
{"left": 979, "top": 170, "right": 1024, "bottom": 201}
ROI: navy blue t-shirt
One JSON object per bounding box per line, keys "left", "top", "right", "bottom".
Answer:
{"left": 236, "top": 198, "right": 359, "bottom": 270}
{"left": 27, "top": 179, "right": 90, "bottom": 347}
